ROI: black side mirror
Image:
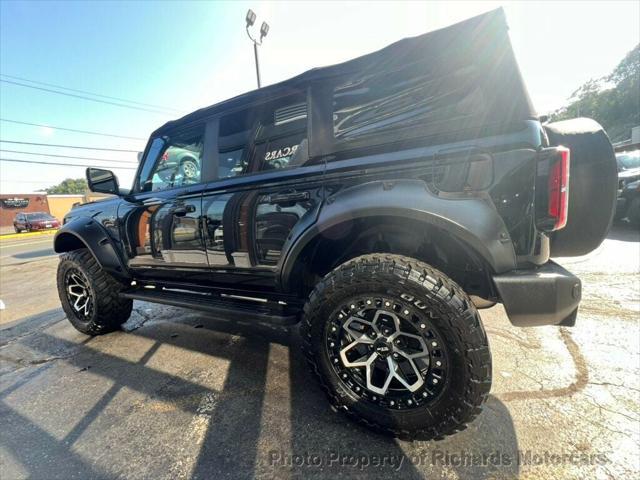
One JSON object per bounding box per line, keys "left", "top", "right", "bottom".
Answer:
{"left": 86, "top": 168, "right": 120, "bottom": 195}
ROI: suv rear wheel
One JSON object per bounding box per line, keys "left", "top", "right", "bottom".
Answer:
{"left": 57, "top": 248, "right": 132, "bottom": 335}
{"left": 301, "top": 254, "right": 491, "bottom": 439}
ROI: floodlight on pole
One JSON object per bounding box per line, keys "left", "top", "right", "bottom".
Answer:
{"left": 245, "top": 9, "right": 269, "bottom": 88}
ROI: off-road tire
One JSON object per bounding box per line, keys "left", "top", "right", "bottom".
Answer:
{"left": 57, "top": 248, "right": 132, "bottom": 335}
{"left": 14, "top": 226, "right": 21, "bottom": 233}
{"left": 301, "top": 254, "right": 491, "bottom": 440}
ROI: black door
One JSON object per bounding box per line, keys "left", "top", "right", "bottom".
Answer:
{"left": 121, "top": 125, "right": 211, "bottom": 272}
{"left": 200, "top": 93, "right": 324, "bottom": 291}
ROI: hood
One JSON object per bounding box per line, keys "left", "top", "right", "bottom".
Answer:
{"left": 64, "top": 196, "right": 122, "bottom": 224}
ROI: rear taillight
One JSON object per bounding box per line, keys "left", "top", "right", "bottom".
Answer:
{"left": 548, "top": 147, "right": 570, "bottom": 230}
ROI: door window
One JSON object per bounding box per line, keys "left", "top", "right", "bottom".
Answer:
{"left": 138, "top": 129, "right": 204, "bottom": 192}
{"left": 217, "top": 109, "right": 253, "bottom": 179}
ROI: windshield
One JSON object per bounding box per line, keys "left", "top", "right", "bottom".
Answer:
{"left": 25, "top": 212, "right": 54, "bottom": 220}
{"left": 616, "top": 150, "right": 640, "bottom": 171}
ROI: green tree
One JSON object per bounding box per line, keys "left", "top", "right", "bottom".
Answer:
{"left": 551, "top": 44, "right": 639, "bottom": 142}
{"left": 45, "top": 178, "right": 88, "bottom": 194}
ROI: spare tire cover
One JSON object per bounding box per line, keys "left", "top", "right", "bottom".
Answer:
{"left": 544, "top": 118, "right": 617, "bottom": 257}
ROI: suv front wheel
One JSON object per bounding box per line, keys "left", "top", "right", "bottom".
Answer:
{"left": 301, "top": 254, "right": 491, "bottom": 439}
{"left": 57, "top": 248, "right": 133, "bottom": 335}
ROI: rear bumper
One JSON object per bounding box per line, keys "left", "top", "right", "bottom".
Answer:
{"left": 493, "top": 261, "right": 581, "bottom": 327}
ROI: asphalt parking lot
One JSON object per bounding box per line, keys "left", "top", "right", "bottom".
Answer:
{"left": 0, "top": 226, "right": 638, "bottom": 479}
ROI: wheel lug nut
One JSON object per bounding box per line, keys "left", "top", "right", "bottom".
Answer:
{"left": 431, "top": 341, "right": 438, "bottom": 347}
{"left": 432, "top": 379, "right": 438, "bottom": 384}
{"left": 331, "top": 326, "right": 337, "bottom": 332}
{"left": 403, "top": 309, "right": 409, "bottom": 315}
{"left": 330, "top": 342, "right": 335, "bottom": 347}
{"left": 342, "top": 373, "right": 348, "bottom": 379}
{"left": 392, "top": 353, "right": 399, "bottom": 359}
{"left": 407, "top": 399, "right": 413, "bottom": 405}
{"left": 422, "top": 391, "right": 428, "bottom": 397}
{"left": 436, "top": 361, "right": 442, "bottom": 367}
{"left": 333, "top": 358, "right": 339, "bottom": 363}
{"left": 385, "top": 302, "right": 390, "bottom": 307}
{"left": 390, "top": 400, "right": 395, "bottom": 406}
{"left": 420, "top": 323, "right": 426, "bottom": 329}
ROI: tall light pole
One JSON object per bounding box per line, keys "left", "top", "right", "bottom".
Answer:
{"left": 245, "top": 9, "right": 269, "bottom": 88}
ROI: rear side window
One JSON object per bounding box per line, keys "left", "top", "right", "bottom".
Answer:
{"left": 216, "top": 94, "right": 309, "bottom": 178}
{"left": 254, "top": 100, "right": 308, "bottom": 172}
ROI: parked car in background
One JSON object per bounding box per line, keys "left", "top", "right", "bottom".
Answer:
{"left": 615, "top": 149, "right": 640, "bottom": 226}
{"left": 13, "top": 212, "right": 61, "bottom": 233}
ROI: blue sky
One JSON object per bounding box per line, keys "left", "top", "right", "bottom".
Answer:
{"left": 1, "top": 1, "right": 639, "bottom": 194}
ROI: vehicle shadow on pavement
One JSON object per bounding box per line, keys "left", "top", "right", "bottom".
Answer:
{"left": 1, "top": 309, "right": 520, "bottom": 479}
{"left": 137, "top": 312, "right": 521, "bottom": 479}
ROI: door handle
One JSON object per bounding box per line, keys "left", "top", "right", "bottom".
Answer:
{"left": 172, "top": 204, "right": 196, "bottom": 216}
{"left": 268, "top": 191, "right": 310, "bottom": 204}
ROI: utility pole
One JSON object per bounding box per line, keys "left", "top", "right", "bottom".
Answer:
{"left": 245, "top": 9, "right": 269, "bottom": 88}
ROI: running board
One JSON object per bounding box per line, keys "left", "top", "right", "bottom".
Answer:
{"left": 120, "top": 288, "right": 300, "bottom": 326}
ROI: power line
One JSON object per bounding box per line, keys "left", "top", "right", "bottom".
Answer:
{"left": 0, "top": 149, "right": 137, "bottom": 165}
{"left": 0, "top": 179, "right": 60, "bottom": 184}
{"left": 0, "top": 73, "right": 184, "bottom": 113}
{"left": 1, "top": 157, "right": 137, "bottom": 170}
{"left": 0, "top": 79, "right": 176, "bottom": 115}
{"left": 0, "top": 139, "right": 140, "bottom": 153}
{"left": 0, "top": 118, "right": 146, "bottom": 141}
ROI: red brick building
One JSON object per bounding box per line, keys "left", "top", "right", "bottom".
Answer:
{"left": 0, "top": 194, "right": 51, "bottom": 231}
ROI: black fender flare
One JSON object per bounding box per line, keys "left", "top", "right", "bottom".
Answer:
{"left": 279, "top": 179, "right": 517, "bottom": 292}
{"left": 54, "top": 217, "right": 129, "bottom": 280}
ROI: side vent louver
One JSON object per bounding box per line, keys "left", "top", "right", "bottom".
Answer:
{"left": 274, "top": 103, "right": 307, "bottom": 125}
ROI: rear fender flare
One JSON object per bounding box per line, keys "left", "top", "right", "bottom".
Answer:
{"left": 279, "top": 180, "right": 517, "bottom": 292}
{"left": 54, "top": 217, "right": 128, "bottom": 279}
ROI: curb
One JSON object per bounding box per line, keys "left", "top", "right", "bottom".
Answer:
{"left": 0, "top": 230, "right": 58, "bottom": 241}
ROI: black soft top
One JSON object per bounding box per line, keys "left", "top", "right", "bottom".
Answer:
{"left": 153, "top": 8, "right": 535, "bottom": 137}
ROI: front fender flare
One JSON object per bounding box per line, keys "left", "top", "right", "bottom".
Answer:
{"left": 54, "top": 217, "right": 128, "bottom": 279}
{"left": 279, "top": 180, "right": 516, "bottom": 292}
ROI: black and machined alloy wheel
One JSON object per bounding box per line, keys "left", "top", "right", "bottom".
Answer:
{"left": 301, "top": 254, "right": 492, "bottom": 440}
{"left": 57, "top": 248, "right": 133, "bottom": 335}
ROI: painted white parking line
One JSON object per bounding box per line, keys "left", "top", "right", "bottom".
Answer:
{"left": 0, "top": 239, "right": 55, "bottom": 249}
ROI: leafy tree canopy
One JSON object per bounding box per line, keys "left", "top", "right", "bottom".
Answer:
{"left": 551, "top": 44, "right": 639, "bottom": 142}
{"left": 45, "top": 178, "right": 88, "bottom": 194}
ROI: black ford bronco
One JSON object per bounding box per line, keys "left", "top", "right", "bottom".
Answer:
{"left": 54, "top": 9, "right": 617, "bottom": 439}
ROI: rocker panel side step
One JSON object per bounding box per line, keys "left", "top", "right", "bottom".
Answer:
{"left": 121, "top": 288, "right": 301, "bottom": 325}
